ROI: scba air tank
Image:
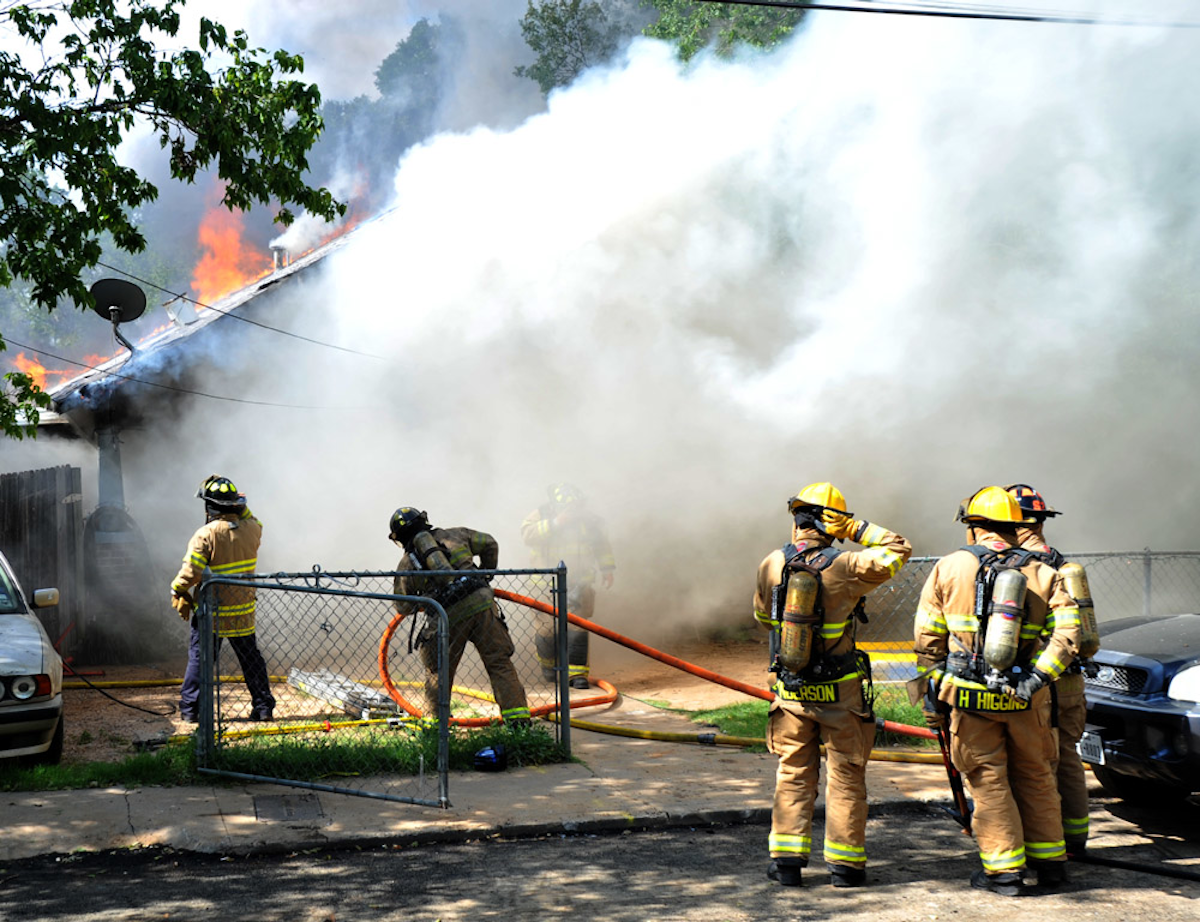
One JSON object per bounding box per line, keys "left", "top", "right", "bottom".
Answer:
{"left": 983, "top": 568, "right": 1028, "bottom": 672}
{"left": 778, "top": 571, "right": 819, "bottom": 674}
{"left": 1060, "top": 562, "right": 1100, "bottom": 659}
{"left": 411, "top": 531, "right": 453, "bottom": 585}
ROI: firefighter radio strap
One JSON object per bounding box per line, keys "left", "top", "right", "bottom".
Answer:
{"left": 771, "top": 544, "right": 868, "bottom": 702}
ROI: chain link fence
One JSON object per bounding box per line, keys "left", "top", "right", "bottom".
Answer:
{"left": 856, "top": 551, "right": 1200, "bottom": 686}
{"left": 192, "top": 567, "right": 566, "bottom": 807}
{"left": 185, "top": 551, "right": 1200, "bottom": 801}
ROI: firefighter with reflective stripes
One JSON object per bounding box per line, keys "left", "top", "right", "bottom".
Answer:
{"left": 170, "top": 475, "right": 275, "bottom": 722}
{"left": 1006, "top": 484, "right": 1099, "bottom": 858}
{"left": 913, "top": 486, "right": 1081, "bottom": 895}
{"left": 754, "top": 482, "right": 911, "bottom": 888}
{"left": 390, "top": 508, "right": 530, "bottom": 724}
{"left": 521, "top": 483, "right": 615, "bottom": 690}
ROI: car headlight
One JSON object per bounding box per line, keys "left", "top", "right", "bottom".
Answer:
{"left": 1166, "top": 664, "right": 1200, "bottom": 704}
{"left": 9, "top": 675, "right": 52, "bottom": 700}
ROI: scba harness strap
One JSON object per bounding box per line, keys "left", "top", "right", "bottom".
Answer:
{"left": 407, "top": 532, "right": 490, "bottom": 652}
{"left": 941, "top": 545, "right": 1041, "bottom": 710}
{"left": 772, "top": 544, "right": 871, "bottom": 700}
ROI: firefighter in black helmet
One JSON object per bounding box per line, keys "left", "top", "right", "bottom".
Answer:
{"left": 1006, "top": 484, "right": 1099, "bottom": 858}
{"left": 388, "top": 507, "right": 530, "bottom": 724}
{"left": 170, "top": 475, "right": 274, "bottom": 722}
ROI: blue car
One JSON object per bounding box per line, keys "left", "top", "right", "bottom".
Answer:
{"left": 0, "top": 551, "right": 63, "bottom": 765}
{"left": 1081, "top": 613, "right": 1200, "bottom": 802}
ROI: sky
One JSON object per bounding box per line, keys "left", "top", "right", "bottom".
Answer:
{"left": 5, "top": 1, "right": 1200, "bottom": 641}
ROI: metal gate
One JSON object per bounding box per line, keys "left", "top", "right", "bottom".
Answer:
{"left": 192, "top": 567, "right": 567, "bottom": 807}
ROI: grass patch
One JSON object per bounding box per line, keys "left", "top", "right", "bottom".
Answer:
{"left": 0, "top": 743, "right": 197, "bottom": 792}
{"left": 0, "top": 722, "right": 567, "bottom": 792}
{"left": 213, "top": 721, "right": 564, "bottom": 781}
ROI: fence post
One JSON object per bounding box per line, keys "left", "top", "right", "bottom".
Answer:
{"left": 556, "top": 563, "right": 570, "bottom": 757}
{"left": 196, "top": 584, "right": 213, "bottom": 764}
{"left": 1143, "top": 547, "right": 1152, "bottom": 619}
{"left": 431, "top": 598, "right": 451, "bottom": 809}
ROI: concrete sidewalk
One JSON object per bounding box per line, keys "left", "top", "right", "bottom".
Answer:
{"left": 1, "top": 701, "right": 951, "bottom": 862}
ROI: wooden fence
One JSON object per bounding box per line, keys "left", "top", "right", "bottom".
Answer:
{"left": 0, "top": 465, "right": 85, "bottom": 660}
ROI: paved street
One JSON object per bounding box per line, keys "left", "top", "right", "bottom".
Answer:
{"left": 3, "top": 799, "right": 1198, "bottom": 922}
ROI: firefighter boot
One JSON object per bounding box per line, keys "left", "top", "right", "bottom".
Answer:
{"left": 829, "top": 865, "right": 866, "bottom": 888}
{"left": 767, "top": 858, "right": 804, "bottom": 887}
{"left": 535, "top": 631, "right": 557, "bottom": 683}
{"left": 970, "top": 869, "right": 1025, "bottom": 897}
{"left": 1031, "top": 861, "right": 1068, "bottom": 889}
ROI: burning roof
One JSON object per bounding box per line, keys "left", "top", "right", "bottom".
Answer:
{"left": 43, "top": 224, "right": 365, "bottom": 443}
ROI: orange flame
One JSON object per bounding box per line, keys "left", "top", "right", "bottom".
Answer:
{"left": 191, "top": 206, "right": 272, "bottom": 304}
{"left": 11, "top": 352, "right": 70, "bottom": 390}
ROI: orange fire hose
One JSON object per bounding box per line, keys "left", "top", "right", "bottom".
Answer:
{"left": 493, "top": 589, "right": 935, "bottom": 741}
{"left": 377, "top": 607, "right": 616, "bottom": 724}
{"left": 494, "top": 589, "right": 774, "bottom": 701}
{"left": 376, "top": 588, "right": 933, "bottom": 742}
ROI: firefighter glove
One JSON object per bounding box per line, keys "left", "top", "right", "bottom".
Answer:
{"left": 171, "top": 592, "right": 194, "bottom": 621}
{"left": 824, "top": 513, "right": 860, "bottom": 541}
{"left": 922, "top": 708, "right": 946, "bottom": 731}
{"left": 1009, "top": 668, "right": 1049, "bottom": 702}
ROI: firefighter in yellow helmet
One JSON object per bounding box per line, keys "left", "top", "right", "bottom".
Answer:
{"left": 754, "top": 482, "right": 911, "bottom": 887}
{"left": 1005, "top": 484, "right": 1099, "bottom": 858}
{"left": 912, "top": 487, "right": 1081, "bottom": 895}
{"left": 170, "top": 475, "right": 274, "bottom": 722}
{"left": 521, "top": 483, "right": 615, "bottom": 690}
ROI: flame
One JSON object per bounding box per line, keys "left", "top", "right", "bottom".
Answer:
{"left": 11, "top": 352, "right": 69, "bottom": 390}
{"left": 191, "top": 205, "right": 272, "bottom": 303}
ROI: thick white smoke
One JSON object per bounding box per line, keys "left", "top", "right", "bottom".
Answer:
{"left": 11, "top": 5, "right": 1200, "bottom": 642}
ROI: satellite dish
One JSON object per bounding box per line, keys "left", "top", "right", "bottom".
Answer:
{"left": 90, "top": 278, "right": 146, "bottom": 324}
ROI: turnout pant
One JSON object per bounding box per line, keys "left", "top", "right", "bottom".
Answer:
{"left": 181, "top": 622, "right": 275, "bottom": 718}
{"left": 767, "top": 680, "right": 875, "bottom": 870}
{"left": 420, "top": 604, "right": 529, "bottom": 722}
{"left": 949, "top": 687, "right": 1066, "bottom": 875}
{"left": 535, "top": 584, "right": 595, "bottom": 682}
{"left": 1054, "top": 673, "right": 1090, "bottom": 850}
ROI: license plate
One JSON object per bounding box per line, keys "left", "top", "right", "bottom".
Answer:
{"left": 1077, "top": 730, "right": 1105, "bottom": 765}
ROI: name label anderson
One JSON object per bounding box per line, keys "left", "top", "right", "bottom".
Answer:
{"left": 781, "top": 683, "right": 837, "bottom": 703}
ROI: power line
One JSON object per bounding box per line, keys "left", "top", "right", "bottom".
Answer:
{"left": 94, "top": 260, "right": 387, "bottom": 361}
{"left": 3, "top": 337, "right": 377, "bottom": 411}
{"left": 695, "top": 0, "right": 1200, "bottom": 28}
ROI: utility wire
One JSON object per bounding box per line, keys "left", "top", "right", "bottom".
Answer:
{"left": 694, "top": 0, "right": 1200, "bottom": 28}
{"left": 3, "top": 337, "right": 377, "bottom": 410}
{"left": 94, "top": 260, "right": 387, "bottom": 361}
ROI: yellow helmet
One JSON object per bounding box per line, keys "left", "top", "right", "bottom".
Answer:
{"left": 956, "top": 486, "right": 1034, "bottom": 525}
{"left": 788, "top": 482, "right": 847, "bottom": 515}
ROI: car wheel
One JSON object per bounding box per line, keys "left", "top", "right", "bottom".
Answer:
{"left": 1092, "top": 764, "right": 1187, "bottom": 804}
{"left": 30, "top": 715, "right": 64, "bottom": 766}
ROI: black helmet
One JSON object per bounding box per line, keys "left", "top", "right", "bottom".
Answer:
{"left": 197, "top": 475, "right": 245, "bottom": 510}
{"left": 389, "top": 507, "right": 429, "bottom": 545}
{"left": 1003, "top": 483, "right": 1061, "bottom": 521}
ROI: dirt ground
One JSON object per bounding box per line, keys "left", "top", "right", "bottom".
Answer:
{"left": 58, "top": 637, "right": 775, "bottom": 764}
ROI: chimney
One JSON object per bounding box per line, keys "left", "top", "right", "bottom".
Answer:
{"left": 271, "top": 244, "right": 290, "bottom": 270}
